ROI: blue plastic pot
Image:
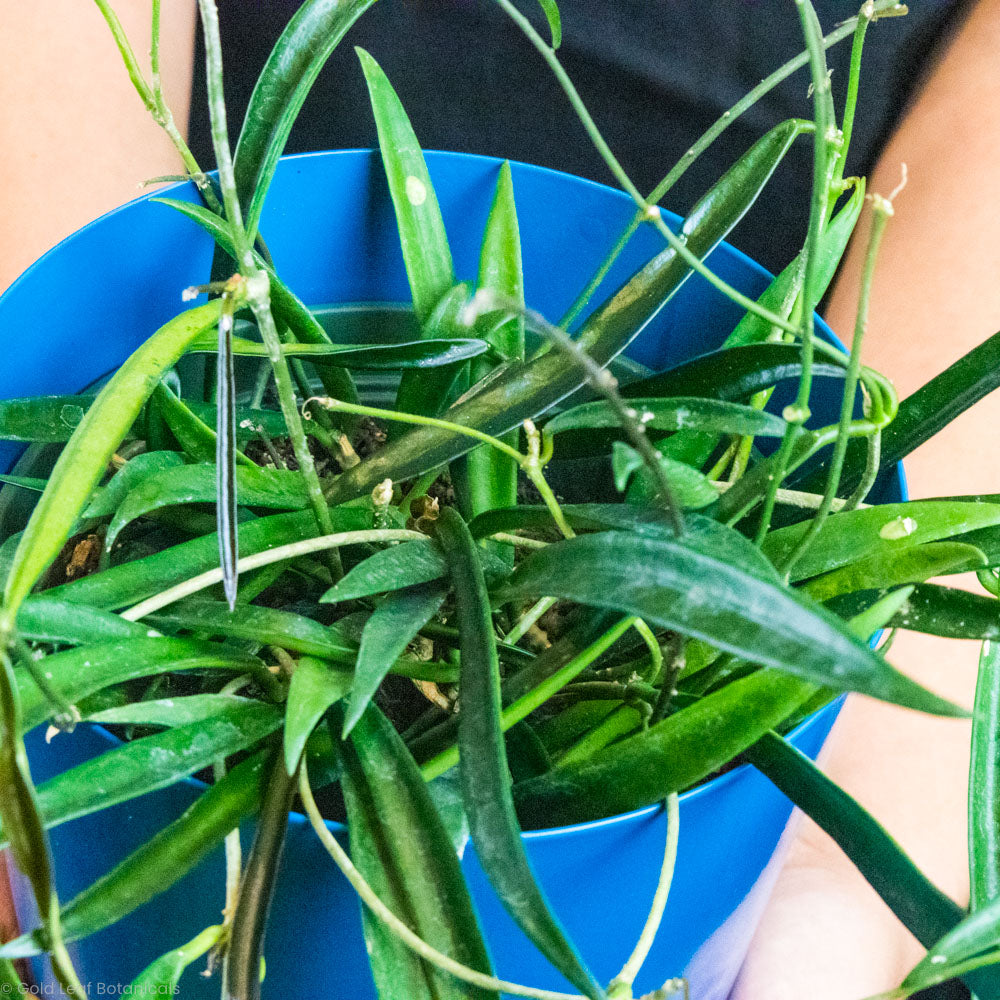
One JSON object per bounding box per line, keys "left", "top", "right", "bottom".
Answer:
{"left": 1, "top": 151, "right": 900, "bottom": 999}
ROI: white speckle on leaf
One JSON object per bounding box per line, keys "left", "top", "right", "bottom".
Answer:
{"left": 405, "top": 175, "right": 427, "bottom": 206}
{"left": 879, "top": 516, "right": 918, "bottom": 540}
{"left": 930, "top": 955, "right": 946, "bottom": 965}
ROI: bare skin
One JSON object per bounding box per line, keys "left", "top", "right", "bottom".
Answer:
{"left": 0, "top": 1, "right": 996, "bottom": 996}
{"left": 0, "top": 1, "right": 196, "bottom": 291}
{"left": 734, "top": 1, "right": 1000, "bottom": 995}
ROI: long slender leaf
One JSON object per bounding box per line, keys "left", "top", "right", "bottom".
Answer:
{"left": 764, "top": 501, "right": 1000, "bottom": 583}
{"left": 284, "top": 656, "right": 352, "bottom": 773}
{"left": 745, "top": 732, "right": 964, "bottom": 947}
{"left": 802, "top": 541, "right": 987, "bottom": 602}
{"left": 150, "top": 383, "right": 250, "bottom": 468}
{"left": 500, "top": 531, "right": 964, "bottom": 716}
{"left": 435, "top": 507, "right": 603, "bottom": 999}
{"left": 0, "top": 701, "right": 282, "bottom": 844}
{"left": 233, "top": 0, "right": 377, "bottom": 237}
{"left": 84, "top": 452, "right": 186, "bottom": 518}
{"left": 187, "top": 333, "right": 489, "bottom": 369}
{"left": 85, "top": 694, "right": 254, "bottom": 729}
{"left": 17, "top": 598, "right": 151, "bottom": 646}
{"left": 456, "top": 161, "right": 525, "bottom": 526}
{"left": 0, "top": 752, "right": 270, "bottom": 957}
{"left": 1, "top": 302, "right": 223, "bottom": 620}
{"left": 611, "top": 441, "right": 719, "bottom": 508}
{"left": 341, "top": 705, "right": 497, "bottom": 1000}
{"left": 106, "top": 463, "right": 310, "bottom": 551}
{"left": 342, "top": 583, "right": 447, "bottom": 738}
{"left": 514, "top": 668, "right": 816, "bottom": 828}
{"left": 48, "top": 507, "right": 369, "bottom": 610}
{"left": 15, "top": 637, "right": 265, "bottom": 735}
{"left": 971, "top": 638, "right": 1000, "bottom": 911}
{"left": 321, "top": 540, "right": 447, "bottom": 603}
{"left": 888, "top": 584, "right": 1000, "bottom": 642}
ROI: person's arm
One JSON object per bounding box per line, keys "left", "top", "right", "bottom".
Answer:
{"left": 0, "top": 0, "right": 196, "bottom": 292}
{"left": 735, "top": 1, "right": 1000, "bottom": 994}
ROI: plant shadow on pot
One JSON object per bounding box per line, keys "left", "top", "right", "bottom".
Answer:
{"left": 1, "top": 150, "right": 902, "bottom": 1000}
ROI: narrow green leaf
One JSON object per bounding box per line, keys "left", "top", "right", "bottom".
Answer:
{"left": 888, "top": 584, "right": 1000, "bottom": 641}
{"left": 435, "top": 507, "right": 603, "bottom": 1000}
{"left": 128, "top": 925, "right": 224, "bottom": 996}
{"left": 321, "top": 540, "right": 446, "bottom": 603}
{"left": 802, "top": 541, "right": 987, "bottom": 602}
{"left": 147, "top": 598, "right": 357, "bottom": 662}
{"left": 284, "top": 656, "right": 352, "bottom": 773}
{"left": 85, "top": 693, "right": 253, "bottom": 729}
{"left": 106, "top": 463, "right": 310, "bottom": 551}
{"left": 0, "top": 752, "right": 270, "bottom": 957}
{"left": 764, "top": 501, "right": 1000, "bottom": 583}
{"left": 1, "top": 302, "right": 223, "bottom": 619}
{"left": 343, "top": 583, "right": 447, "bottom": 738}
{"left": 536, "top": 0, "right": 562, "bottom": 48}
{"left": 456, "top": 160, "right": 525, "bottom": 526}
{"left": 501, "top": 531, "right": 965, "bottom": 716}
{"left": 1, "top": 701, "right": 282, "bottom": 843}
{"left": 0, "top": 396, "right": 98, "bottom": 443}
{"left": 14, "top": 637, "right": 265, "bottom": 735}
{"left": 234, "top": 0, "right": 377, "bottom": 237}
{"left": 514, "top": 669, "right": 816, "bottom": 828}
{"left": 341, "top": 705, "right": 497, "bottom": 1000}
{"left": 745, "top": 732, "right": 964, "bottom": 948}
{"left": 17, "top": 598, "right": 150, "bottom": 646}
{"left": 971, "top": 638, "right": 1000, "bottom": 911}
{"left": 547, "top": 396, "right": 787, "bottom": 439}
{"left": 48, "top": 508, "right": 369, "bottom": 611}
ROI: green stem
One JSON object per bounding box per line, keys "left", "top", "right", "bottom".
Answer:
{"left": 610, "top": 794, "right": 680, "bottom": 992}
{"left": 298, "top": 765, "right": 585, "bottom": 1000}
{"left": 493, "top": 0, "right": 800, "bottom": 338}
{"left": 781, "top": 193, "right": 893, "bottom": 578}
{"left": 557, "top": 0, "right": 902, "bottom": 334}
{"left": 753, "top": 0, "right": 838, "bottom": 544}
{"left": 196, "top": 0, "right": 340, "bottom": 582}
{"left": 831, "top": 2, "right": 875, "bottom": 198}
{"left": 506, "top": 596, "right": 558, "bottom": 645}
{"left": 421, "top": 617, "right": 636, "bottom": 781}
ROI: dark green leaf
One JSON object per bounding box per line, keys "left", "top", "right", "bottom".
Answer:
{"left": 971, "top": 638, "right": 1000, "bottom": 912}
{"left": 611, "top": 442, "right": 718, "bottom": 508}
{"left": 84, "top": 451, "right": 186, "bottom": 518}
{"left": 0, "top": 753, "right": 270, "bottom": 957}
{"left": 341, "top": 705, "right": 497, "bottom": 1000}
{"left": 284, "top": 656, "right": 352, "bottom": 773}
{"left": 435, "top": 508, "right": 602, "bottom": 1000}
{"left": 85, "top": 694, "right": 254, "bottom": 729}
{"left": 514, "top": 669, "right": 815, "bottom": 828}
{"left": 745, "top": 732, "right": 964, "bottom": 948}
{"left": 2, "top": 701, "right": 282, "bottom": 842}
{"left": 14, "top": 637, "right": 266, "bottom": 735}
{"left": 106, "top": 463, "right": 310, "bottom": 551}
{"left": 888, "top": 584, "right": 1000, "bottom": 641}
{"left": 500, "top": 531, "right": 965, "bottom": 716}
{"left": 321, "top": 540, "right": 447, "bottom": 603}
{"left": 17, "top": 598, "right": 150, "bottom": 646}
{"left": 0, "top": 396, "right": 95, "bottom": 443}
{"left": 234, "top": 0, "right": 377, "bottom": 236}
{"left": 343, "top": 583, "right": 447, "bottom": 737}
{"left": 547, "top": 396, "right": 787, "bottom": 439}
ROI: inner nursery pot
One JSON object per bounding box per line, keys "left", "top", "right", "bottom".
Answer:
{"left": 1, "top": 151, "right": 901, "bottom": 999}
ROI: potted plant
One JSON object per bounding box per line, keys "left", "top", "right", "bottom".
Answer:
{"left": 2, "top": 1, "right": 1000, "bottom": 999}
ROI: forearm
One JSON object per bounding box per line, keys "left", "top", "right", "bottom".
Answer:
{"left": 0, "top": 0, "right": 196, "bottom": 292}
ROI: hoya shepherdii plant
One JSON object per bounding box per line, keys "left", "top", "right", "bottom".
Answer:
{"left": 1, "top": 1, "right": 1000, "bottom": 998}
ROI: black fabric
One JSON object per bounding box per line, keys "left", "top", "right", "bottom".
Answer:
{"left": 189, "top": 0, "right": 971, "bottom": 275}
